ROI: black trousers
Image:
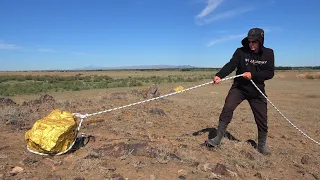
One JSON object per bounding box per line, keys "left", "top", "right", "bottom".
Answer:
{"left": 219, "top": 87, "right": 268, "bottom": 133}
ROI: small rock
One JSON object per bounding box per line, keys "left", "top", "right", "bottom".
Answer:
{"left": 190, "top": 161, "right": 200, "bottom": 167}
{"left": 213, "top": 163, "right": 228, "bottom": 175}
{"left": 301, "top": 154, "right": 311, "bottom": 164}
{"left": 297, "top": 170, "right": 306, "bottom": 175}
{"left": 149, "top": 108, "right": 166, "bottom": 116}
{"left": 5, "top": 119, "right": 18, "bottom": 126}
{"left": 300, "top": 139, "right": 307, "bottom": 145}
{"left": 268, "top": 134, "right": 274, "bottom": 139}
{"left": 108, "top": 167, "right": 117, "bottom": 172}
{"left": 178, "top": 144, "right": 188, "bottom": 149}
{"left": 200, "top": 163, "right": 215, "bottom": 172}
{"left": 85, "top": 152, "right": 100, "bottom": 159}
{"left": 213, "top": 163, "right": 237, "bottom": 177}
{"left": 150, "top": 174, "right": 156, "bottom": 180}
{"left": 0, "top": 146, "right": 9, "bottom": 151}
{"left": 281, "top": 135, "right": 287, "bottom": 139}
{"left": 46, "top": 174, "right": 61, "bottom": 180}
{"left": 9, "top": 166, "right": 24, "bottom": 176}
{"left": 110, "top": 174, "right": 125, "bottom": 180}
{"left": 132, "top": 161, "right": 145, "bottom": 169}
{"left": 254, "top": 172, "right": 263, "bottom": 179}
{"left": 120, "top": 155, "right": 128, "bottom": 160}
{"left": 21, "top": 157, "right": 39, "bottom": 165}
{"left": 176, "top": 138, "right": 184, "bottom": 142}
{"left": 208, "top": 172, "right": 221, "bottom": 179}
{"left": 0, "top": 154, "right": 7, "bottom": 159}
{"left": 43, "top": 158, "right": 62, "bottom": 166}
{"left": 146, "top": 121, "right": 154, "bottom": 128}
{"left": 312, "top": 173, "right": 319, "bottom": 180}
{"left": 178, "top": 175, "right": 186, "bottom": 180}
{"left": 303, "top": 172, "right": 317, "bottom": 179}
{"left": 178, "top": 169, "right": 187, "bottom": 176}
{"left": 192, "top": 169, "right": 198, "bottom": 174}
{"left": 240, "top": 150, "right": 255, "bottom": 160}
{"left": 74, "top": 177, "right": 85, "bottom": 180}
{"left": 280, "top": 135, "right": 291, "bottom": 140}
{"left": 169, "top": 153, "right": 182, "bottom": 161}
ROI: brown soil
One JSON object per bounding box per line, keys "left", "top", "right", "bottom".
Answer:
{"left": 0, "top": 71, "right": 319, "bottom": 180}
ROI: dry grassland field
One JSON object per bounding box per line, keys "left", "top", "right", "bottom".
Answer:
{"left": 0, "top": 70, "right": 319, "bottom": 180}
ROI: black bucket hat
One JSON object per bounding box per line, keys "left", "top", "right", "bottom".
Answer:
{"left": 247, "top": 28, "right": 264, "bottom": 41}
{"left": 246, "top": 28, "right": 265, "bottom": 47}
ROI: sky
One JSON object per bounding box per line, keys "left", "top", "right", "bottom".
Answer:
{"left": 0, "top": 0, "right": 319, "bottom": 71}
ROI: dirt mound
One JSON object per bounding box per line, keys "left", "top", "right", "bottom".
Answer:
{"left": 148, "top": 108, "right": 166, "bottom": 116}
{"left": 22, "top": 94, "right": 55, "bottom": 106}
{"left": 110, "top": 92, "right": 128, "bottom": 100}
{"left": 131, "top": 84, "right": 160, "bottom": 99}
{"left": 0, "top": 98, "right": 16, "bottom": 106}
{"left": 39, "top": 94, "right": 55, "bottom": 103}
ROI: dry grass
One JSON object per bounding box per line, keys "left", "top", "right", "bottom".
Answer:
{"left": 296, "top": 72, "right": 320, "bottom": 79}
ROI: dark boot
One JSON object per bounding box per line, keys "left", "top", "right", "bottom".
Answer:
{"left": 257, "top": 131, "right": 271, "bottom": 155}
{"left": 206, "top": 121, "right": 228, "bottom": 147}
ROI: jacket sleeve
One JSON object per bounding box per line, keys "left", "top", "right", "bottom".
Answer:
{"left": 215, "top": 48, "right": 241, "bottom": 78}
{"left": 251, "top": 49, "right": 275, "bottom": 81}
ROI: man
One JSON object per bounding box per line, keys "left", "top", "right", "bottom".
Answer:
{"left": 206, "top": 28, "right": 275, "bottom": 155}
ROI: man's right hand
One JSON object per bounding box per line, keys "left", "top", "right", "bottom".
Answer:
{"left": 213, "top": 76, "right": 221, "bottom": 84}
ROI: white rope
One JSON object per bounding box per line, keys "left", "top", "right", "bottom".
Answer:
{"left": 26, "top": 73, "right": 319, "bottom": 155}
{"left": 250, "top": 80, "right": 320, "bottom": 145}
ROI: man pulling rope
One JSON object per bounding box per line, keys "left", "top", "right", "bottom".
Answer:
{"left": 206, "top": 28, "right": 274, "bottom": 155}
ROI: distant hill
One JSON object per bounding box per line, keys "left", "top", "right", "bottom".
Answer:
{"left": 76, "top": 65, "right": 320, "bottom": 71}
{"left": 76, "top": 65, "right": 197, "bottom": 70}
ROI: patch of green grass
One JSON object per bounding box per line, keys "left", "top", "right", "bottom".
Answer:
{"left": 0, "top": 73, "right": 214, "bottom": 96}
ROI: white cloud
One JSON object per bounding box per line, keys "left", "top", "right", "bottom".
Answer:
{"left": 199, "top": 7, "right": 253, "bottom": 25}
{"left": 196, "top": 0, "right": 254, "bottom": 25}
{"left": 0, "top": 43, "right": 19, "bottom": 50}
{"left": 37, "top": 48, "right": 58, "bottom": 53}
{"left": 207, "top": 33, "right": 246, "bottom": 46}
{"left": 196, "top": 0, "right": 225, "bottom": 19}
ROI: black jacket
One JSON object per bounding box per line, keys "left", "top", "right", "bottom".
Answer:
{"left": 215, "top": 37, "right": 275, "bottom": 97}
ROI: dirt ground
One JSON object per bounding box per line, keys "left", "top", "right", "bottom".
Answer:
{"left": 0, "top": 71, "right": 319, "bottom": 180}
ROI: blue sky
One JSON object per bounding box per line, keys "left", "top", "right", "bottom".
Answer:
{"left": 0, "top": 0, "right": 319, "bottom": 71}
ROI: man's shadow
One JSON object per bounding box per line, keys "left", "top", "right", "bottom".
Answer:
{"left": 192, "top": 128, "right": 257, "bottom": 149}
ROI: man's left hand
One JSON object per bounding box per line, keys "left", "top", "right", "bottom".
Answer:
{"left": 243, "top": 72, "right": 252, "bottom": 80}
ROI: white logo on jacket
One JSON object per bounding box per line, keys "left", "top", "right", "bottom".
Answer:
{"left": 250, "top": 60, "right": 267, "bottom": 65}
{"left": 245, "top": 58, "right": 267, "bottom": 65}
